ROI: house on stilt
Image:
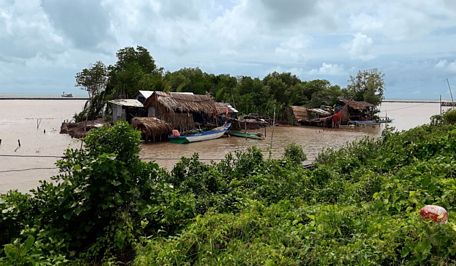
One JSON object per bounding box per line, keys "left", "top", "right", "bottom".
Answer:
{"left": 143, "top": 91, "right": 218, "bottom": 131}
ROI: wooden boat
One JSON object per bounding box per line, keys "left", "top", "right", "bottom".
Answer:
{"left": 229, "top": 130, "right": 264, "bottom": 140}
{"left": 168, "top": 123, "right": 231, "bottom": 144}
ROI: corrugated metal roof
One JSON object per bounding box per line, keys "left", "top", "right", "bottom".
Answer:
{"left": 138, "top": 90, "right": 154, "bottom": 100}
{"left": 308, "top": 108, "right": 331, "bottom": 116}
{"left": 290, "top": 106, "right": 307, "bottom": 121}
{"left": 109, "top": 99, "right": 144, "bottom": 108}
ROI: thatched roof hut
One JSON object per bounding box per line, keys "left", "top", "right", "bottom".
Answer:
{"left": 145, "top": 91, "right": 217, "bottom": 114}
{"left": 287, "top": 106, "right": 334, "bottom": 126}
{"left": 337, "top": 99, "right": 375, "bottom": 123}
{"left": 287, "top": 106, "right": 308, "bottom": 125}
{"left": 338, "top": 99, "right": 374, "bottom": 110}
{"left": 144, "top": 91, "right": 217, "bottom": 130}
{"left": 131, "top": 117, "right": 171, "bottom": 142}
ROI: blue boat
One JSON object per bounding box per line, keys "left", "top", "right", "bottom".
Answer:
{"left": 169, "top": 123, "right": 231, "bottom": 144}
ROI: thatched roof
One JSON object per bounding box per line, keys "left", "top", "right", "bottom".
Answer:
{"left": 144, "top": 91, "right": 217, "bottom": 115}
{"left": 339, "top": 99, "right": 374, "bottom": 110}
{"left": 131, "top": 117, "right": 171, "bottom": 141}
{"left": 290, "top": 106, "right": 308, "bottom": 121}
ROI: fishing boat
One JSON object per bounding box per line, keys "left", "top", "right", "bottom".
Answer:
{"left": 61, "top": 92, "right": 73, "bottom": 98}
{"left": 229, "top": 130, "right": 264, "bottom": 140}
{"left": 168, "top": 123, "right": 231, "bottom": 144}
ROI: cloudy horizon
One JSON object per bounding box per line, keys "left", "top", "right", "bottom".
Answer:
{"left": 1, "top": 0, "right": 456, "bottom": 99}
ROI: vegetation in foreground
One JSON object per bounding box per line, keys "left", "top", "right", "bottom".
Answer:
{"left": 1, "top": 119, "right": 456, "bottom": 265}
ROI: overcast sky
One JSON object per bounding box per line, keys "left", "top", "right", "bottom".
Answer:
{"left": 1, "top": 0, "right": 456, "bottom": 99}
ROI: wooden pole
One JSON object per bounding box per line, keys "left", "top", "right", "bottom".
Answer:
{"left": 440, "top": 94, "right": 442, "bottom": 115}
{"left": 268, "top": 106, "right": 276, "bottom": 160}
{"left": 446, "top": 79, "right": 454, "bottom": 103}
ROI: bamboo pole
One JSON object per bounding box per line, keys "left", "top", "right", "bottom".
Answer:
{"left": 269, "top": 106, "right": 276, "bottom": 160}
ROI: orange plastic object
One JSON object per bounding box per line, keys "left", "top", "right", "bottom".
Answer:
{"left": 172, "top": 129, "right": 180, "bottom": 137}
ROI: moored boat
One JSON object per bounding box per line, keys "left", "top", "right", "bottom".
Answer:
{"left": 169, "top": 123, "right": 231, "bottom": 144}
{"left": 229, "top": 130, "right": 264, "bottom": 140}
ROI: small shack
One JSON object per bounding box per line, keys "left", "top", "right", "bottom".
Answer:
{"left": 109, "top": 99, "right": 145, "bottom": 123}
{"left": 288, "top": 106, "right": 308, "bottom": 125}
{"left": 143, "top": 91, "right": 217, "bottom": 131}
{"left": 131, "top": 117, "right": 171, "bottom": 142}
{"left": 337, "top": 99, "right": 375, "bottom": 124}
{"left": 287, "top": 106, "right": 332, "bottom": 127}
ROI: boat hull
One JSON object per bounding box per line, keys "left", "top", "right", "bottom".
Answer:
{"left": 169, "top": 124, "right": 231, "bottom": 144}
{"left": 229, "top": 130, "right": 264, "bottom": 140}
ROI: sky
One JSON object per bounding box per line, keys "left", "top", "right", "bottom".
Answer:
{"left": 1, "top": 0, "right": 456, "bottom": 99}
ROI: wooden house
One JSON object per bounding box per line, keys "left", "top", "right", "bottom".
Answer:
{"left": 109, "top": 99, "right": 145, "bottom": 123}
{"left": 288, "top": 106, "right": 332, "bottom": 127}
{"left": 337, "top": 99, "right": 375, "bottom": 124}
{"left": 143, "top": 91, "right": 218, "bottom": 131}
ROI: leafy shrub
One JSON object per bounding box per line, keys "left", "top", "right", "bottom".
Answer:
{"left": 443, "top": 108, "right": 456, "bottom": 124}
{"left": 3, "top": 119, "right": 456, "bottom": 264}
{"left": 0, "top": 191, "right": 32, "bottom": 247}
{"left": 283, "top": 143, "right": 307, "bottom": 163}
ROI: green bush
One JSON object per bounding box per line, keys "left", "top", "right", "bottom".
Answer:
{"left": 443, "top": 108, "right": 456, "bottom": 124}
{"left": 3, "top": 120, "right": 456, "bottom": 264}
{"left": 283, "top": 143, "right": 307, "bottom": 164}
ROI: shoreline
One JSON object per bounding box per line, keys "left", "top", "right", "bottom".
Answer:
{"left": 0, "top": 97, "right": 89, "bottom": 100}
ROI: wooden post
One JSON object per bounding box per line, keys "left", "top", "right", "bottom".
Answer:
{"left": 440, "top": 94, "right": 442, "bottom": 115}
{"left": 447, "top": 79, "right": 454, "bottom": 103}
{"left": 269, "top": 106, "right": 276, "bottom": 160}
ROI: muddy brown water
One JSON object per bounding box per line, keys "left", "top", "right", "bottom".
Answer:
{"left": 0, "top": 100, "right": 450, "bottom": 193}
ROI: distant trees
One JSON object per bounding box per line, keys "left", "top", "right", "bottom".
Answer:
{"left": 108, "top": 46, "right": 163, "bottom": 98}
{"left": 74, "top": 46, "right": 163, "bottom": 121}
{"left": 75, "top": 61, "right": 109, "bottom": 121}
{"left": 346, "top": 69, "right": 384, "bottom": 106}
{"left": 75, "top": 46, "right": 385, "bottom": 122}
{"left": 75, "top": 61, "right": 108, "bottom": 99}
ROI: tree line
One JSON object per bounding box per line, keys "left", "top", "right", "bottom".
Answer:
{"left": 75, "top": 46, "right": 384, "bottom": 121}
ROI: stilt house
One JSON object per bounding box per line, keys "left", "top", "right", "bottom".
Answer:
{"left": 143, "top": 91, "right": 218, "bottom": 131}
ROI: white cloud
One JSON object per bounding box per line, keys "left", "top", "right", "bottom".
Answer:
{"left": 345, "top": 33, "right": 374, "bottom": 61}
{"left": 308, "top": 63, "right": 344, "bottom": 75}
{"left": 0, "top": 0, "right": 64, "bottom": 60}
{"left": 1, "top": 0, "right": 456, "bottom": 99}
{"left": 275, "top": 35, "right": 311, "bottom": 61}
{"left": 435, "top": 59, "right": 456, "bottom": 73}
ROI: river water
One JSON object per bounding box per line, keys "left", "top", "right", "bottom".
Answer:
{"left": 0, "top": 100, "right": 451, "bottom": 193}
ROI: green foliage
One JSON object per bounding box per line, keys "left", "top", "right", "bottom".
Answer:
{"left": 443, "top": 108, "right": 456, "bottom": 124}
{"left": 346, "top": 69, "right": 384, "bottom": 105}
{"left": 75, "top": 61, "right": 108, "bottom": 97}
{"left": 135, "top": 123, "right": 456, "bottom": 265}
{"left": 5, "top": 115, "right": 456, "bottom": 264}
{"left": 283, "top": 143, "right": 307, "bottom": 163}
{"left": 0, "top": 191, "right": 32, "bottom": 246}
{"left": 74, "top": 61, "right": 109, "bottom": 121}
{"left": 75, "top": 46, "right": 359, "bottom": 121}
{"left": 108, "top": 46, "right": 162, "bottom": 98}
